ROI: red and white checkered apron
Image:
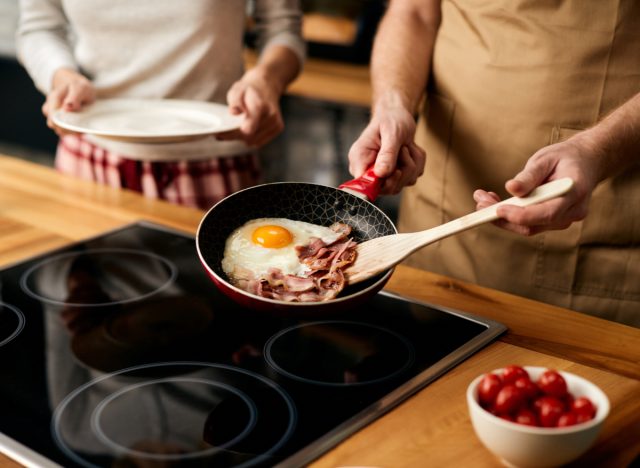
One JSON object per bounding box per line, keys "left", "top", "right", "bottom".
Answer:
{"left": 55, "top": 134, "right": 262, "bottom": 210}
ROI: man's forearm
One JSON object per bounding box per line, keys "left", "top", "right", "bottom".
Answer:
{"left": 370, "top": 0, "right": 441, "bottom": 114}
{"left": 578, "top": 92, "right": 640, "bottom": 181}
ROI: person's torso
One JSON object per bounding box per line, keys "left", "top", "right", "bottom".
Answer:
{"left": 428, "top": 0, "right": 640, "bottom": 190}
{"left": 400, "top": 0, "right": 640, "bottom": 326}
{"left": 63, "top": 0, "right": 247, "bottom": 103}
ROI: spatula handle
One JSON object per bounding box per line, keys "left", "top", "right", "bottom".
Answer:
{"left": 346, "top": 178, "right": 574, "bottom": 285}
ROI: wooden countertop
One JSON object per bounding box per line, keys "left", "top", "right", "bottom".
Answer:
{"left": 0, "top": 155, "right": 639, "bottom": 467}
{"left": 244, "top": 49, "right": 372, "bottom": 107}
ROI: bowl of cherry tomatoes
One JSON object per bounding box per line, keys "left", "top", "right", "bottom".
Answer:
{"left": 466, "top": 365, "right": 609, "bottom": 468}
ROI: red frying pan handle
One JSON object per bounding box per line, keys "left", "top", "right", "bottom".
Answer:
{"left": 338, "top": 166, "right": 383, "bottom": 201}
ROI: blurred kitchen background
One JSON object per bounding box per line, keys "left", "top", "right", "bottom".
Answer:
{"left": 0, "top": 0, "right": 400, "bottom": 220}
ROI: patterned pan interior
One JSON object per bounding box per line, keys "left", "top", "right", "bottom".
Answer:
{"left": 198, "top": 183, "right": 396, "bottom": 278}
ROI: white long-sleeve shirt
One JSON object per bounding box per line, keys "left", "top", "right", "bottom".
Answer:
{"left": 16, "top": 0, "right": 305, "bottom": 160}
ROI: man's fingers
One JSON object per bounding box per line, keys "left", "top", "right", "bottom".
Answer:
{"left": 408, "top": 142, "right": 426, "bottom": 177}
{"left": 493, "top": 219, "right": 574, "bottom": 237}
{"left": 394, "top": 146, "right": 417, "bottom": 189}
{"left": 348, "top": 142, "right": 378, "bottom": 178}
{"left": 473, "top": 190, "right": 501, "bottom": 210}
{"left": 473, "top": 189, "right": 500, "bottom": 203}
{"left": 348, "top": 124, "right": 380, "bottom": 177}
{"left": 403, "top": 143, "right": 426, "bottom": 186}
{"left": 381, "top": 169, "right": 403, "bottom": 194}
{"left": 496, "top": 197, "right": 569, "bottom": 226}
{"left": 506, "top": 153, "right": 557, "bottom": 197}
{"left": 374, "top": 136, "right": 402, "bottom": 178}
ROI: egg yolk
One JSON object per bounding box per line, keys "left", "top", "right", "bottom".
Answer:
{"left": 251, "top": 225, "right": 293, "bottom": 248}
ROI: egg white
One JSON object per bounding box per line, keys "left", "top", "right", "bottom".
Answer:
{"left": 222, "top": 218, "right": 342, "bottom": 281}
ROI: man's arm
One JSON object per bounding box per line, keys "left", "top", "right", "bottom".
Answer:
{"left": 575, "top": 92, "right": 640, "bottom": 181}
{"left": 348, "top": 0, "right": 441, "bottom": 194}
{"left": 370, "top": 0, "right": 440, "bottom": 117}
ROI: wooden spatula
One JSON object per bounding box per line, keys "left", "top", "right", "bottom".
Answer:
{"left": 345, "top": 177, "right": 574, "bottom": 285}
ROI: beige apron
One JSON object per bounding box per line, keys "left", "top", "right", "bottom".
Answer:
{"left": 398, "top": 0, "right": 640, "bottom": 327}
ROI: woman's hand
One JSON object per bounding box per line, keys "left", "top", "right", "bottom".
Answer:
{"left": 42, "top": 68, "right": 95, "bottom": 135}
{"left": 219, "top": 68, "right": 285, "bottom": 147}
{"left": 473, "top": 134, "right": 603, "bottom": 236}
{"left": 348, "top": 93, "right": 426, "bottom": 195}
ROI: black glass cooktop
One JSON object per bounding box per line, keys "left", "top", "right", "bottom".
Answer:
{"left": 0, "top": 222, "right": 505, "bottom": 467}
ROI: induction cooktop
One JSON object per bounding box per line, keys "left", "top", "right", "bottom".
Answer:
{"left": 0, "top": 222, "right": 505, "bottom": 467}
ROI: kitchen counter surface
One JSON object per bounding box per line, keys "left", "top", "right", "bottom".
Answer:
{"left": 244, "top": 49, "right": 371, "bottom": 107}
{"left": 0, "top": 154, "right": 638, "bottom": 467}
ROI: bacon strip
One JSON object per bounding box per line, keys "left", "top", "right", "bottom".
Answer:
{"left": 230, "top": 222, "right": 358, "bottom": 302}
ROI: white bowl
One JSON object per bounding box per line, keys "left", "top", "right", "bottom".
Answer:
{"left": 467, "top": 366, "right": 609, "bottom": 468}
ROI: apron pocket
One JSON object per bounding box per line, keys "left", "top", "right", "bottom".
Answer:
{"left": 535, "top": 126, "right": 640, "bottom": 300}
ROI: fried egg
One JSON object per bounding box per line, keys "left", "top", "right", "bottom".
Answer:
{"left": 222, "top": 218, "right": 342, "bottom": 280}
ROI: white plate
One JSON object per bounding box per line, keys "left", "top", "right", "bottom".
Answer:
{"left": 52, "top": 98, "right": 243, "bottom": 143}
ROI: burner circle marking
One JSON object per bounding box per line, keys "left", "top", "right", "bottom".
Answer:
{"left": 52, "top": 361, "right": 297, "bottom": 468}
{"left": 264, "top": 320, "right": 415, "bottom": 387}
{"left": 20, "top": 248, "right": 177, "bottom": 307}
{"left": 0, "top": 303, "right": 25, "bottom": 347}
{"left": 91, "top": 376, "right": 257, "bottom": 460}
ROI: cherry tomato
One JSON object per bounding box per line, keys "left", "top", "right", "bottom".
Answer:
{"left": 495, "top": 384, "right": 526, "bottom": 414}
{"left": 514, "top": 376, "right": 539, "bottom": 400}
{"left": 502, "top": 365, "right": 529, "bottom": 385}
{"left": 556, "top": 412, "right": 578, "bottom": 427}
{"left": 478, "top": 367, "right": 597, "bottom": 429}
{"left": 515, "top": 408, "right": 538, "bottom": 426}
{"left": 535, "top": 396, "right": 565, "bottom": 427}
{"left": 478, "top": 373, "right": 503, "bottom": 407}
{"left": 574, "top": 411, "right": 594, "bottom": 424}
{"left": 562, "top": 392, "right": 575, "bottom": 409}
{"left": 537, "top": 370, "right": 568, "bottom": 398}
{"left": 571, "top": 396, "right": 596, "bottom": 418}
{"left": 498, "top": 413, "right": 515, "bottom": 422}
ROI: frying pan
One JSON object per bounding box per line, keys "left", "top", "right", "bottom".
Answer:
{"left": 196, "top": 169, "right": 396, "bottom": 314}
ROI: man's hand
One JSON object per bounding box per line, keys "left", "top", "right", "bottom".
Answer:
{"left": 43, "top": 68, "right": 95, "bottom": 135}
{"left": 474, "top": 91, "right": 640, "bottom": 236}
{"left": 346, "top": 0, "right": 439, "bottom": 195}
{"left": 348, "top": 93, "right": 426, "bottom": 194}
{"left": 473, "top": 135, "right": 602, "bottom": 236}
{"left": 218, "top": 68, "right": 285, "bottom": 148}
